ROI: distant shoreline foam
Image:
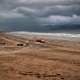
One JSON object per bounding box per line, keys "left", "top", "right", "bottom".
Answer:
{"left": 9, "top": 31, "right": 80, "bottom": 42}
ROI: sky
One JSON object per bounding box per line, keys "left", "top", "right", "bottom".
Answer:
{"left": 0, "top": 0, "right": 80, "bottom": 31}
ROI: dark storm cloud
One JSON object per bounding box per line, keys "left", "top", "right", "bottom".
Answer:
{"left": 16, "top": 5, "right": 80, "bottom": 18}
{"left": 0, "top": 0, "right": 80, "bottom": 17}
{"left": 0, "top": 0, "right": 80, "bottom": 31}
{"left": 0, "top": 18, "right": 80, "bottom": 31}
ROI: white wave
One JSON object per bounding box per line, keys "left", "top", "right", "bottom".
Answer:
{"left": 10, "top": 31, "right": 80, "bottom": 38}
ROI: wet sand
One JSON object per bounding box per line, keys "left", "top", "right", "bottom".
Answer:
{"left": 0, "top": 32, "right": 80, "bottom": 80}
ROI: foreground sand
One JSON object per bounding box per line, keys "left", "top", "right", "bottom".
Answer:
{"left": 0, "top": 32, "right": 80, "bottom": 80}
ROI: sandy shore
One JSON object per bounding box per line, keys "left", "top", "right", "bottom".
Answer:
{"left": 0, "top": 32, "right": 80, "bottom": 80}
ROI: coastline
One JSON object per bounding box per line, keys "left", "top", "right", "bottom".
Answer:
{"left": 0, "top": 32, "right": 80, "bottom": 80}
{"left": 9, "top": 31, "right": 80, "bottom": 42}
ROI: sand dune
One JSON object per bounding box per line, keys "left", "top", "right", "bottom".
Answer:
{"left": 0, "top": 32, "right": 80, "bottom": 80}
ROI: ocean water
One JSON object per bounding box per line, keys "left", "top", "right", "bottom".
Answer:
{"left": 10, "top": 29, "right": 80, "bottom": 42}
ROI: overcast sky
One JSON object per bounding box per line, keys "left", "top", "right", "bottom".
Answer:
{"left": 0, "top": 0, "right": 80, "bottom": 31}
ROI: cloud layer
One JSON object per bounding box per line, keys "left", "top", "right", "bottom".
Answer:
{"left": 0, "top": 0, "right": 80, "bottom": 31}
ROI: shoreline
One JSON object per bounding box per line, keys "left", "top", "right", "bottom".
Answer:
{"left": 9, "top": 31, "right": 80, "bottom": 42}
{"left": 0, "top": 32, "right": 80, "bottom": 80}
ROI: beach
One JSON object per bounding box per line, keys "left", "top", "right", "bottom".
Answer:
{"left": 0, "top": 32, "right": 80, "bottom": 80}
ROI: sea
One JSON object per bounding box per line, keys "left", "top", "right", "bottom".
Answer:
{"left": 10, "top": 29, "right": 80, "bottom": 42}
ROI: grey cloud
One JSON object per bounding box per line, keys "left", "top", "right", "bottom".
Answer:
{"left": 13, "top": 0, "right": 80, "bottom": 17}
{"left": 0, "top": 0, "right": 80, "bottom": 29}
{"left": 16, "top": 5, "right": 80, "bottom": 18}
{"left": 0, "top": 0, "right": 80, "bottom": 10}
{"left": 44, "top": 5, "right": 80, "bottom": 17}
{"left": 0, "top": 0, "right": 80, "bottom": 17}
{"left": 0, "top": 0, "right": 80, "bottom": 18}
